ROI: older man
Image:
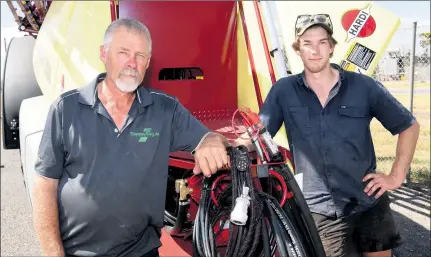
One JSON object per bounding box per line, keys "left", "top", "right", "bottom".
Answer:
{"left": 32, "top": 18, "right": 229, "bottom": 257}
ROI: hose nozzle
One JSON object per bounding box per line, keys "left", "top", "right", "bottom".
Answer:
{"left": 230, "top": 185, "right": 251, "bottom": 226}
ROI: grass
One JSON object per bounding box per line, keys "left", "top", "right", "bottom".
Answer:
{"left": 383, "top": 81, "right": 430, "bottom": 89}
{"left": 371, "top": 90, "right": 430, "bottom": 186}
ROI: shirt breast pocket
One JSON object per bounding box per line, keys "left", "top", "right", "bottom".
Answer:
{"left": 287, "top": 106, "right": 312, "bottom": 137}
{"left": 127, "top": 121, "right": 164, "bottom": 169}
{"left": 337, "top": 106, "right": 370, "bottom": 138}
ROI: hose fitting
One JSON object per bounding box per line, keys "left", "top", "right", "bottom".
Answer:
{"left": 175, "top": 179, "right": 193, "bottom": 201}
{"left": 230, "top": 184, "right": 251, "bottom": 226}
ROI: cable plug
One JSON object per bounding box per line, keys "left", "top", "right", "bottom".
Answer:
{"left": 230, "top": 185, "right": 251, "bottom": 226}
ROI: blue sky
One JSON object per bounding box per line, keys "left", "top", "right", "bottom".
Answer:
{"left": 375, "top": 1, "right": 430, "bottom": 26}
{"left": 1, "top": 1, "right": 430, "bottom": 57}
{"left": 374, "top": 1, "right": 430, "bottom": 54}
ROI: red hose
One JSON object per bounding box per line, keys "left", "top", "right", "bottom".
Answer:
{"left": 210, "top": 169, "right": 289, "bottom": 210}
{"left": 253, "top": 1, "right": 277, "bottom": 85}
{"left": 269, "top": 170, "right": 289, "bottom": 207}
{"left": 231, "top": 108, "right": 260, "bottom": 140}
{"left": 211, "top": 174, "right": 230, "bottom": 206}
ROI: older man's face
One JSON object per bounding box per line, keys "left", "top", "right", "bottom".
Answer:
{"left": 100, "top": 27, "right": 151, "bottom": 93}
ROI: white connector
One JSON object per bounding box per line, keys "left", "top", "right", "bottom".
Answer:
{"left": 230, "top": 185, "right": 251, "bottom": 226}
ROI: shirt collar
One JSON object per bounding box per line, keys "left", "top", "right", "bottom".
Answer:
{"left": 297, "top": 63, "right": 346, "bottom": 88}
{"left": 77, "top": 73, "right": 154, "bottom": 109}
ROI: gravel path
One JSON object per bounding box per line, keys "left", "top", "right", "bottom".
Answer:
{"left": 1, "top": 148, "right": 40, "bottom": 256}
{"left": 389, "top": 186, "right": 430, "bottom": 257}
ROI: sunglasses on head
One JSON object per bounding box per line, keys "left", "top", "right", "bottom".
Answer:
{"left": 295, "top": 14, "right": 333, "bottom": 30}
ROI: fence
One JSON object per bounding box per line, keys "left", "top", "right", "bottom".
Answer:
{"left": 370, "top": 22, "right": 430, "bottom": 187}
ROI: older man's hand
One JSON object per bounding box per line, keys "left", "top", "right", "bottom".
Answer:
{"left": 193, "top": 133, "right": 230, "bottom": 177}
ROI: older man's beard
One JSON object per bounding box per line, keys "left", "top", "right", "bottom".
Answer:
{"left": 114, "top": 69, "right": 141, "bottom": 93}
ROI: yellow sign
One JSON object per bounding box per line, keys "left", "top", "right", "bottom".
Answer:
{"left": 236, "top": 1, "right": 400, "bottom": 151}
{"left": 271, "top": 1, "right": 401, "bottom": 76}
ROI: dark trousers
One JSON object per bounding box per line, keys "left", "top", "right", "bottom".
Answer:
{"left": 311, "top": 193, "right": 403, "bottom": 257}
{"left": 141, "top": 248, "right": 159, "bottom": 257}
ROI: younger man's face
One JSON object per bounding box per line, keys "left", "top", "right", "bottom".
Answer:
{"left": 296, "top": 26, "right": 334, "bottom": 73}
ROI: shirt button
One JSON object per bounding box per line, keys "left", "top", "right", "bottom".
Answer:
{"left": 114, "top": 128, "right": 119, "bottom": 133}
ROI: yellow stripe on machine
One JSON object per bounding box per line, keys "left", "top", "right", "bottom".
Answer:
{"left": 33, "top": 1, "right": 111, "bottom": 102}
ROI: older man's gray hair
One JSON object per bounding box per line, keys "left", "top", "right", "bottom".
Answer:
{"left": 103, "top": 18, "right": 152, "bottom": 53}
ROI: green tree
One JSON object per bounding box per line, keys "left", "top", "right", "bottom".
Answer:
{"left": 419, "top": 32, "right": 430, "bottom": 53}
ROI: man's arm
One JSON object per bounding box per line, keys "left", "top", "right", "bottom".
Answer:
{"left": 390, "top": 120, "right": 420, "bottom": 183}
{"left": 170, "top": 100, "right": 229, "bottom": 177}
{"left": 33, "top": 175, "right": 64, "bottom": 256}
{"left": 192, "top": 132, "right": 230, "bottom": 176}
{"left": 363, "top": 80, "right": 420, "bottom": 198}
{"left": 33, "top": 103, "right": 66, "bottom": 256}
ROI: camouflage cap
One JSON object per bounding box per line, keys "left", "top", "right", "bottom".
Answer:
{"left": 295, "top": 14, "right": 334, "bottom": 37}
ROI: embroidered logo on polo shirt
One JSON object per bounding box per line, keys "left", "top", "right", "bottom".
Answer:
{"left": 130, "top": 128, "right": 160, "bottom": 143}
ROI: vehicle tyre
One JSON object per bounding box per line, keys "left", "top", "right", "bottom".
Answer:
{"left": 2, "top": 35, "right": 42, "bottom": 150}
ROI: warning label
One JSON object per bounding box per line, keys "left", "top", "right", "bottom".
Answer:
{"left": 340, "top": 60, "right": 354, "bottom": 71}
{"left": 346, "top": 43, "right": 376, "bottom": 70}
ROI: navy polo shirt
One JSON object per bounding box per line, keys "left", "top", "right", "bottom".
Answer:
{"left": 259, "top": 64, "right": 415, "bottom": 218}
{"left": 34, "top": 73, "right": 210, "bottom": 256}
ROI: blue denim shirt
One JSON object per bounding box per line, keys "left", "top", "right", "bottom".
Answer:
{"left": 259, "top": 64, "right": 415, "bottom": 218}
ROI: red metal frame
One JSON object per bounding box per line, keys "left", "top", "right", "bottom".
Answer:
{"left": 238, "top": 1, "right": 263, "bottom": 109}
{"left": 110, "top": 1, "right": 117, "bottom": 21}
{"left": 168, "top": 157, "right": 194, "bottom": 170}
{"left": 116, "top": 2, "right": 295, "bottom": 255}
{"left": 6, "top": 0, "right": 51, "bottom": 35}
{"left": 253, "top": 1, "right": 277, "bottom": 85}
{"left": 120, "top": 1, "right": 238, "bottom": 115}
{"left": 119, "top": 0, "right": 242, "bottom": 174}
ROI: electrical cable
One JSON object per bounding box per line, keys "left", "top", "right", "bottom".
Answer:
{"left": 275, "top": 166, "right": 326, "bottom": 257}
{"left": 180, "top": 108, "right": 326, "bottom": 257}
{"left": 192, "top": 145, "right": 324, "bottom": 257}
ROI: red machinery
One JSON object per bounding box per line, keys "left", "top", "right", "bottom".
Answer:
{"left": 180, "top": 107, "right": 326, "bottom": 257}
{"left": 5, "top": 1, "right": 49, "bottom": 35}
{"left": 111, "top": 3, "right": 301, "bottom": 254}
{"left": 3, "top": 1, "right": 327, "bottom": 256}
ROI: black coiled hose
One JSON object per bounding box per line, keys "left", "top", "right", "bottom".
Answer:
{"left": 192, "top": 146, "right": 326, "bottom": 257}
{"left": 275, "top": 165, "right": 326, "bottom": 257}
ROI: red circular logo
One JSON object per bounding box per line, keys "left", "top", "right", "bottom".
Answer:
{"left": 341, "top": 9, "right": 376, "bottom": 38}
